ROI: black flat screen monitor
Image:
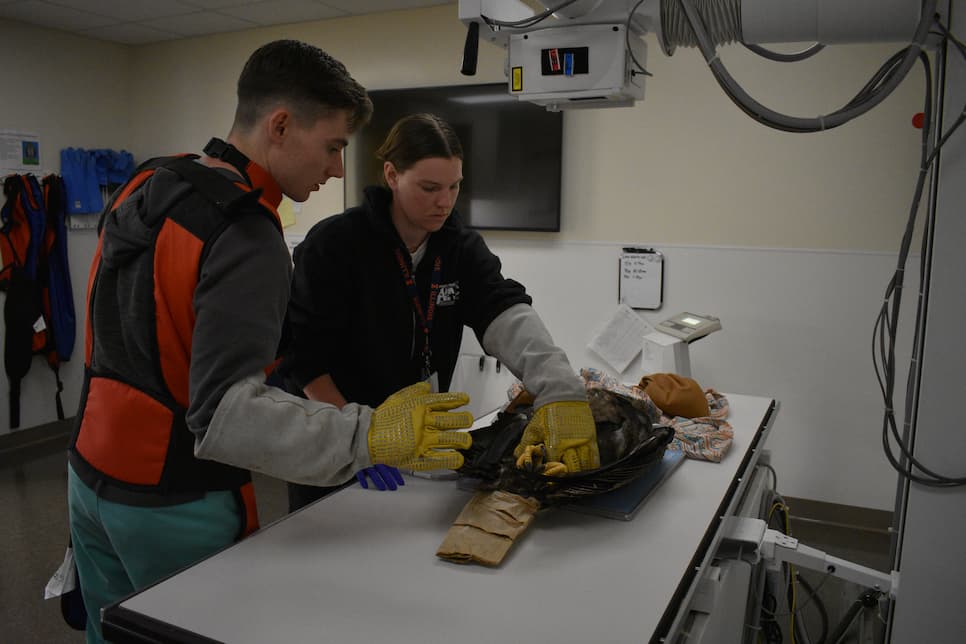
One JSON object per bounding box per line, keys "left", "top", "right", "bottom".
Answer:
{"left": 344, "top": 83, "right": 562, "bottom": 232}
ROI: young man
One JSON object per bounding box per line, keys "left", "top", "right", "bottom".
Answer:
{"left": 66, "top": 40, "right": 473, "bottom": 644}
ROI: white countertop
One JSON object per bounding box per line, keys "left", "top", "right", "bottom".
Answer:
{"left": 113, "top": 394, "right": 776, "bottom": 644}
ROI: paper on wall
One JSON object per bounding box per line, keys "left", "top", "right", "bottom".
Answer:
{"left": 587, "top": 303, "right": 653, "bottom": 374}
{"left": 0, "top": 129, "right": 42, "bottom": 175}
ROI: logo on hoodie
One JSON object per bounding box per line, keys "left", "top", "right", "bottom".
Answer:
{"left": 436, "top": 281, "right": 460, "bottom": 306}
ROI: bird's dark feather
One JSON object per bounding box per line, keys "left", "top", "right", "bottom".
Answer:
{"left": 457, "top": 389, "right": 674, "bottom": 506}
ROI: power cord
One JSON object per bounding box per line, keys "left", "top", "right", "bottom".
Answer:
{"left": 677, "top": 0, "right": 939, "bottom": 132}
{"left": 875, "top": 20, "right": 966, "bottom": 487}
{"left": 796, "top": 573, "right": 830, "bottom": 644}
{"left": 626, "top": 0, "right": 653, "bottom": 76}
{"left": 743, "top": 43, "right": 825, "bottom": 63}
{"left": 482, "top": 0, "right": 581, "bottom": 29}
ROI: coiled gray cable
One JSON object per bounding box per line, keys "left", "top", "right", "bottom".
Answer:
{"left": 662, "top": 0, "right": 742, "bottom": 53}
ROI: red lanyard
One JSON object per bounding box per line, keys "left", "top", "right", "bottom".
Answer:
{"left": 394, "top": 248, "right": 442, "bottom": 376}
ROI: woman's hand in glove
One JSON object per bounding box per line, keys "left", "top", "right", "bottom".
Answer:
{"left": 514, "top": 400, "right": 599, "bottom": 475}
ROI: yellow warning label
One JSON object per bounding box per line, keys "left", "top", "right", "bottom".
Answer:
{"left": 511, "top": 67, "right": 523, "bottom": 92}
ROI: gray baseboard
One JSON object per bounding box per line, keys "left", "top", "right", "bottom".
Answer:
{"left": 784, "top": 495, "right": 892, "bottom": 535}
{"left": 783, "top": 495, "right": 893, "bottom": 571}
{"left": 0, "top": 418, "right": 73, "bottom": 468}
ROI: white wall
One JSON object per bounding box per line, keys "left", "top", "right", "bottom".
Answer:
{"left": 1, "top": 6, "right": 929, "bottom": 510}
{"left": 126, "top": 6, "right": 923, "bottom": 251}
{"left": 0, "top": 19, "right": 130, "bottom": 432}
{"left": 126, "top": 6, "right": 507, "bottom": 236}
{"left": 459, "top": 241, "right": 918, "bottom": 509}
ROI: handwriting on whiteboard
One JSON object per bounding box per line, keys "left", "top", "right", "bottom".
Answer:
{"left": 619, "top": 251, "right": 663, "bottom": 309}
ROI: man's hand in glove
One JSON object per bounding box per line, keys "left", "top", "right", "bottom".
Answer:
{"left": 356, "top": 464, "right": 405, "bottom": 490}
{"left": 514, "top": 400, "right": 599, "bottom": 475}
{"left": 368, "top": 382, "right": 474, "bottom": 471}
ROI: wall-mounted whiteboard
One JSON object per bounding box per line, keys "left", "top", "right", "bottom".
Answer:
{"left": 618, "top": 248, "right": 664, "bottom": 310}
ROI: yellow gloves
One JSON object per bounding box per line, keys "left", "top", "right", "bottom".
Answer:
{"left": 368, "top": 382, "right": 474, "bottom": 471}
{"left": 514, "top": 400, "right": 600, "bottom": 475}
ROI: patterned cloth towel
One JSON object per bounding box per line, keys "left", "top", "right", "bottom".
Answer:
{"left": 660, "top": 388, "right": 733, "bottom": 462}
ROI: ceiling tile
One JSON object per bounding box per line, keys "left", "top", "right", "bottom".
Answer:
{"left": 81, "top": 21, "right": 182, "bottom": 44}
{"left": 1, "top": 0, "right": 456, "bottom": 44}
{"left": 48, "top": 0, "right": 198, "bottom": 22}
{"left": 0, "top": 1, "right": 118, "bottom": 30}
{"left": 219, "top": 0, "right": 346, "bottom": 26}
{"left": 321, "top": 0, "right": 451, "bottom": 14}
{"left": 142, "top": 10, "right": 257, "bottom": 37}
{"left": 179, "top": 0, "right": 255, "bottom": 8}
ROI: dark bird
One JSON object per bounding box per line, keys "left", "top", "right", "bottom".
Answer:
{"left": 437, "top": 388, "right": 675, "bottom": 566}
{"left": 456, "top": 387, "right": 675, "bottom": 506}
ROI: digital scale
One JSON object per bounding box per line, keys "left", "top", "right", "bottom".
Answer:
{"left": 643, "top": 313, "right": 721, "bottom": 377}
{"left": 655, "top": 312, "right": 722, "bottom": 343}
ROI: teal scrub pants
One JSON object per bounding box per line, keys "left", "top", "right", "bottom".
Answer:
{"left": 67, "top": 465, "right": 241, "bottom": 644}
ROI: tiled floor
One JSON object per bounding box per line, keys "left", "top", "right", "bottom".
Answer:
{"left": 1, "top": 446, "right": 289, "bottom": 643}
{"left": 3, "top": 450, "right": 75, "bottom": 643}
{"left": 3, "top": 439, "right": 892, "bottom": 643}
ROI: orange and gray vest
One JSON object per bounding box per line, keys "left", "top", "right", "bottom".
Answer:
{"left": 1, "top": 173, "right": 75, "bottom": 428}
{"left": 68, "top": 145, "right": 281, "bottom": 537}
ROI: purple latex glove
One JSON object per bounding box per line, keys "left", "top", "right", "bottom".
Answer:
{"left": 356, "top": 464, "right": 405, "bottom": 491}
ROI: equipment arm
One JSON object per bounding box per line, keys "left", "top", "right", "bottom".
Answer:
{"left": 458, "top": 0, "right": 931, "bottom": 120}
{"left": 720, "top": 516, "right": 899, "bottom": 597}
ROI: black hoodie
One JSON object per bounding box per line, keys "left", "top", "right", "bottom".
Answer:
{"left": 286, "top": 185, "right": 531, "bottom": 407}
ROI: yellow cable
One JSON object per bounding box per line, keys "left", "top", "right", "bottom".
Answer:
{"left": 767, "top": 501, "right": 784, "bottom": 520}
{"left": 765, "top": 501, "right": 798, "bottom": 643}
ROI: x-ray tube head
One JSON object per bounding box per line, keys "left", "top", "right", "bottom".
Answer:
{"left": 458, "top": 0, "right": 923, "bottom": 111}
{"left": 507, "top": 23, "right": 646, "bottom": 111}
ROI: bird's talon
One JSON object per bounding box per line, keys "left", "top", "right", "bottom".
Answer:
{"left": 543, "top": 461, "right": 568, "bottom": 477}
{"left": 516, "top": 444, "right": 549, "bottom": 471}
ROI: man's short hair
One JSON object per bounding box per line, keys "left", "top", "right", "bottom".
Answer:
{"left": 234, "top": 40, "right": 372, "bottom": 133}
